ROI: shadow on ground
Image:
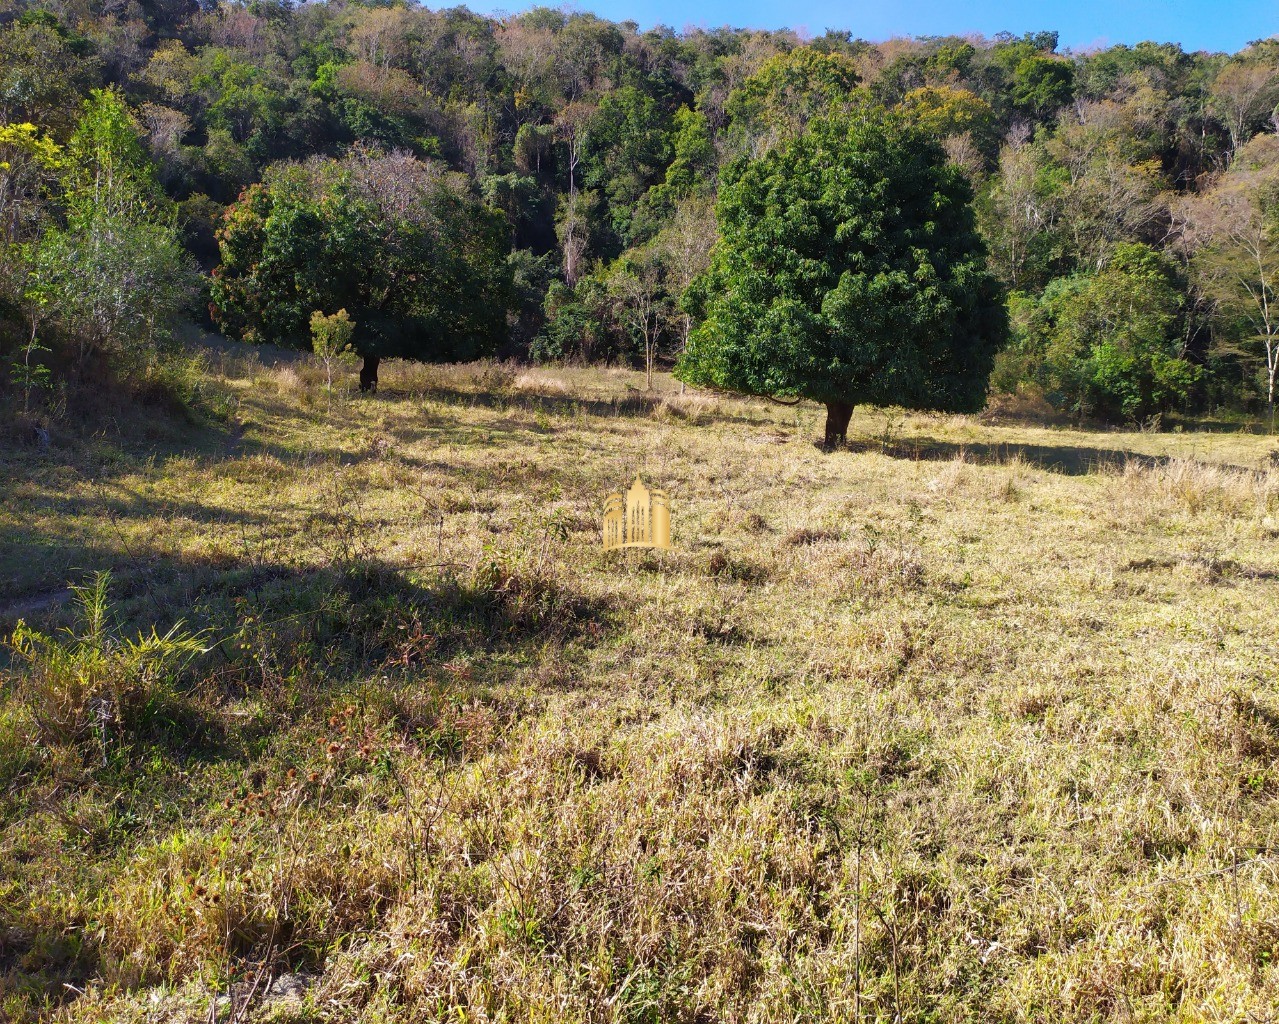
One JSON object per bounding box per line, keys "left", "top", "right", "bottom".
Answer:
{"left": 375, "top": 381, "right": 776, "bottom": 428}
{"left": 0, "top": 540, "right": 616, "bottom": 1016}
{"left": 842, "top": 435, "right": 1271, "bottom": 476}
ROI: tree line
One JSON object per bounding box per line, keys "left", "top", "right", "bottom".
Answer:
{"left": 3, "top": 0, "right": 1279, "bottom": 423}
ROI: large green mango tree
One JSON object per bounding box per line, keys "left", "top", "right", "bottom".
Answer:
{"left": 677, "top": 106, "right": 1007, "bottom": 447}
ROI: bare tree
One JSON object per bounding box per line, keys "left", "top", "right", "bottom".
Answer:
{"left": 1209, "top": 57, "right": 1279, "bottom": 162}
{"left": 551, "top": 101, "right": 597, "bottom": 286}
{"left": 347, "top": 6, "right": 416, "bottom": 71}
{"left": 495, "top": 16, "right": 560, "bottom": 113}
{"left": 555, "top": 190, "right": 594, "bottom": 288}
{"left": 985, "top": 139, "right": 1060, "bottom": 288}
{"left": 1047, "top": 100, "right": 1167, "bottom": 266}
{"left": 554, "top": 100, "right": 594, "bottom": 198}
{"left": 652, "top": 195, "right": 715, "bottom": 389}
{"left": 1177, "top": 135, "right": 1279, "bottom": 426}
{"left": 942, "top": 131, "right": 985, "bottom": 184}
{"left": 138, "top": 102, "right": 190, "bottom": 159}
{"left": 607, "top": 248, "right": 667, "bottom": 390}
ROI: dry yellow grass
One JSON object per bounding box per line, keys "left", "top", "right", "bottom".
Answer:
{"left": 3, "top": 357, "right": 1279, "bottom": 1023}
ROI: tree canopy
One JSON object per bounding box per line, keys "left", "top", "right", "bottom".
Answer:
{"left": 210, "top": 150, "right": 513, "bottom": 387}
{"left": 677, "top": 108, "right": 1006, "bottom": 445}
{"left": 4, "top": 4, "right": 1279, "bottom": 423}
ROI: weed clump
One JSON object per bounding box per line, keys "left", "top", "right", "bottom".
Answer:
{"left": 6, "top": 572, "right": 207, "bottom": 754}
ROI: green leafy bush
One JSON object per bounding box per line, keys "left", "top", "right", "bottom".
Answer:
{"left": 1001, "top": 243, "right": 1201, "bottom": 421}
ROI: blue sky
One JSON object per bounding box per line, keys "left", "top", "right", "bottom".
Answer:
{"left": 460, "top": 0, "right": 1276, "bottom": 54}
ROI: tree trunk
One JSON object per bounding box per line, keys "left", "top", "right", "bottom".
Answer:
{"left": 680, "top": 315, "right": 689, "bottom": 394}
{"left": 823, "top": 401, "right": 854, "bottom": 449}
{"left": 359, "top": 355, "right": 380, "bottom": 394}
{"left": 1269, "top": 342, "right": 1277, "bottom": 434}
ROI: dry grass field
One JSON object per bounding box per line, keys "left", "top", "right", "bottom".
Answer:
{"left": 3, "top": 352, "right": 1279, "bottom": 1023}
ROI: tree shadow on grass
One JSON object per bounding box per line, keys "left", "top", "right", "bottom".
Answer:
{"left": 5, "top": 544, "right": 614, "bottom": 665}
{"left": 375, "top": 381, "right": 773, "bottom": 427}
{"left": 0, "top": 547, "right": 616, "bottom": 1012}
{"left": 842, "top": 435, "right": 1269, "bottom": 477}
{"left": 214, "top": 555, "right": 614, "bottom": 666}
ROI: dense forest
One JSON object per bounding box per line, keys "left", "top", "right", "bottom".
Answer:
{"left": 3, "top": 0, "right": 1279, "bottom": 424}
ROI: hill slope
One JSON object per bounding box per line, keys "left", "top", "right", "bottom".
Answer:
{"left": 3, "top": 358, "right": 1279, "bottom": 1022}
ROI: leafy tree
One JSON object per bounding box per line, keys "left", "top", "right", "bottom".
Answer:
{"left": 2, "top": 0, "right": 1274, "bottom": 422}
{"left": 554, "top": 13, "right": 626, "bottom": 102}
{"left": 661, "top": 107, "right": 716, "bottom": 195}
{"left": 28, "top": 219, "right": 192, "bottom": 367}
{"left": 0, "top": 17, "right": 100, "bottom": 134}
{"left": 9, "top": 324, "right": 53, "bottom": 415}
{"left": 506, "top": 247, "right": 557, "bottom": 350}
{"left": 1076, "top": 41, "right": 1196, "bottom": 103}
{"left": 1004, "top": 243, "right": 1199, "bottom": 420}
{"left": 203, "top": 56, "right": 287, "bottom": 145}
{"left": 869, "top": 51, "right": 930, "bottom": 108}
{"left": 481, "top": 172, "right": 548, "bottom": 249}
{"left": 678, "top": 108, "right": 1006, "bottom": 447}
{"left": 211, "top": 151, "right": 513, "bottom": 390}
{"left": 726, "top": 48, "right": 861, "bottom": 154}
{"left": 1010, "top": 56, "right": 1074, "bottom": 119}
{"left": 925, "top": 41, "right": 977, "bottom": 82}
{"left": 139, "top": 39, "right": 201, "bottom": 108}
{"left": 310, "top": 307, "right": 355, "bottom": 403}
{"left": 513, "top": 122, "right": 556, "bottom": 177}
{"left": 628, "top": 106, "right": 715, "bottom": 242}
{"left": 0, "top": 123, "right": 63, "bottom": 248}
{"left": 26, "top": 89, "right": 194, "bottom": 369}
{"left": 532, "top": 277, "right": 610, "bottom": 363}
{"left": 581, "top": 85, "right": 674, "bottom": 243}
{"left": 199, "top": 128, "right": 257, "bottom": 201}
{"left": 898, "top": 85, "right": 996, "bottom": 142}
{"left": 897, "top": 85, "right": 999, "bottom": 174}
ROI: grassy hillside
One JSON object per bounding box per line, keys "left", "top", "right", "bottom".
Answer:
{"left": 3, "top": 355, "right": 1279, "bottom": 1022}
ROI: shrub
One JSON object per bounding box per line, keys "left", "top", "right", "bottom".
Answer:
{"left": 310, "top": 308, "right": 355, "bottom": 400}
{"left": 531, "top": 279, "right": 608, "bottom": 363}
{"left": 7, "top": 572, "right": 207, "bottom": 753}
